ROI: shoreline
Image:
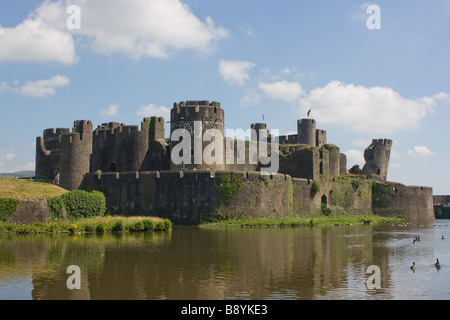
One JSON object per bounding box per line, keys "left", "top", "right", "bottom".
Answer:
{"left": 199, "top": 214, "right": 405, "bottom": 228}
{"left": 0, "top": 216, "right": 171, "bottom": 235}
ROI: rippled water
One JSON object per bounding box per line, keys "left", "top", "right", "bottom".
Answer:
{"left": 0, "top": 220, "right": 449, "bottom": 300}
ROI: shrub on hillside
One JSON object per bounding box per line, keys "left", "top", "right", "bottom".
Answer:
{"left": 47, "top": 196, "right": 66, "bottom": 220}
{"left": 48, "top": 190, "right": 106, "bottom": 221}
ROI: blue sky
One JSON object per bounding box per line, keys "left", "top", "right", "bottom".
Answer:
{"left": 0, "top": 0, "right": 449, "bottom": 194}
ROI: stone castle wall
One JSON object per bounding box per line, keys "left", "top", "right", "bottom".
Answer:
{"left": 81, "top": 171, "right": 433, "bottom": 225}
{"left": 372, "top": 183, "right": 435, "bottom": 222}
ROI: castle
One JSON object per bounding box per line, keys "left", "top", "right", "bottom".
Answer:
{"left": 36, "top": 100, "right": 434, "bottom": 224}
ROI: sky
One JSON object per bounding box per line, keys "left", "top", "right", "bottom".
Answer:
{"left": 0, "top": 0, "right": 449, "bottom": 194}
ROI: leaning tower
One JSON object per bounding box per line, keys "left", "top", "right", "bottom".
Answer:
{"left": 361, "top": 139, "right": 392, "bottom": 182}
{"left": 170, "top": 101, "right": 225, "bottom": 172}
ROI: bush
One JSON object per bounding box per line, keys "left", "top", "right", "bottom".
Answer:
{"left": 47, "top": 196, "right": 65, "bottom": 220}
{"left": 311, "top": 181, "right": 320, "bottom": 193}
{"left": 60, "top": 190, "right": 106, "bottom": 220}
{"left": 155, "top": 221, "right": 166, "bottom": 231}
{"left": 321, "top": 203, "right": 332, "bottom": 216}
{"left": 96, "top": 222, "right": 106, "bottom": 233}
{"left": 155, "top": 220, "right": 172, "bottom": 231}
{"left": 112, "top": 220, "right": 125, "bottom": 232}
{"left": 351, "top": 179, "right": 361, "bottom": 192}
{"left": 84, "top": 224, "right": 95, "bottom": 232}
{"left": 131, "top": 221, "right": 145, "bottom": 232}
{"left": 0, "top": 198, "right": 20, "bottom": 222}
{"left": 142, "top": 219, "right": 155, "bottom": 231}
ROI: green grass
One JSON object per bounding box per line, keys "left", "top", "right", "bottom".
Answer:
{"left": 199, "top": 215, "right": 404, "bottom": 228}
{"left": 0, "top": 177, "right": 68, "bottom": 200}
{"left": 0, "top": 216, "right": 171, "bottom": 234}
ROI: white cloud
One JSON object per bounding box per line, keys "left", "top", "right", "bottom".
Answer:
{"left": 259, "top": 80, "right": 304, "bottom": 102}
{"left": 218, "top": 60, "right": 256, "bottom": 86}
{"left": 100, "top": 104, "right": 119, "bottom": 117}
{"left": 0, "top": 15, "right": 76, "bottom": 64}
{"left": 407, "top": 146, "right": 436, "bottom": 157}
{"left": 137, "top": 104, "right": 170, "bottom": 120}
{"left": 344, "top": 149, "right": 365, "bottom": 167}
{"left": 20, "top": 75, "right": 70, "bottom": 98}
{"left": 0, "top": 0, "right": 228, "bottom": 64}
{"left": 299, "top": 81, "right": 448, "bottom": 135}
{"left": 41, "top": 0, "right": 228, "bottom": 59}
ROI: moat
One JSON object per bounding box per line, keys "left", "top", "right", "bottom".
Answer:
{"left": 1, "top": 220, "right": 449, "bottom": 300}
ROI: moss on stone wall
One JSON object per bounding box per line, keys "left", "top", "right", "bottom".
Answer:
{"left": 371, "top": 181, "right": 393, "bottom": 207}
{"left": 288, "top": 177, "right": 294, "bottom": 215}
{"left": 358, "top": 183, "right": 372, "bottom": 205}
{"left": 311, "top": 180, "right": 320, "bottom": 193}
{"left": 330, "top": 183, "right": 355, "bottom": 209}
{"left": 214, "top": 173, "right": 245, "bottom": 205}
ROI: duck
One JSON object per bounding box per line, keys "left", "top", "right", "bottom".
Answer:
{"left": 410, "top": 262, "right": 416, "bottom": 270}
{"left": 435, "top": 259, "right": 441, "bottom": 269}
{"left": 442, "top": 235, "right": 445, "bottom": 240}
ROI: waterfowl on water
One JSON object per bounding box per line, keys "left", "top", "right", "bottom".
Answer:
{"left": 410, "top": 262, "right": 416, "bottom": 270}
{"left": 442, "top": 235, "right": 445, "bottom": 240}
{"left": 435, "top": 259, "right": 441, "bottom": 269}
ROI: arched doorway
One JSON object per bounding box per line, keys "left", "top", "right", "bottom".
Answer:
{"left": 321, "top": 194, "right": 327, "bottom": 207}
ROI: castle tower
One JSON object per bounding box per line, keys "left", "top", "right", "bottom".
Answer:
{"left": 297, "top": 119, "right": 316, "bottom": 146}
{"left": 315, "top": 129, "right": 327, "bottom": 147}
{"left": 91, "top": 122, "right": 123, "bottom": 173}
{"left": 323, "top": 144, "right": 340, "bottom": 177}
{"left": 35, "top": 128, "right": 70, "bottom": 181}
{"left": 59, "top": 120, "right": 93, "bottom": 190}
{"left": 361, "top": 139, "right": 392, "bottom": 182}
{"left": 170, "top": 100, "right": 225, "bottom": 172}
{"left": 250, "top": 123, "right": 269, "bottom": 142}
{"left": 145, "top": 116, "right": 170, "bottom": 171}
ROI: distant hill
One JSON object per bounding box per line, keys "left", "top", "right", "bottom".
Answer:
{"left": 0, "top": 171, "right": 35, "bottom": 178}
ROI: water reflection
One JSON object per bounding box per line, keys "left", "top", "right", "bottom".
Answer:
{"left": 0, "top": 221, "right": 449, "bottom": 300}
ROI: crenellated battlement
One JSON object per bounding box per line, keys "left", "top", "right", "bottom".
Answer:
{"left": 89, "top": 170, "right": 303, "bottom": 186}
{"left": 43, "top": 128, "right": 70, "bottom": 139}
{"left": 371, "top": 138, "right": 393, "bottom": 147}
{"left": 175, "top": 100, "right": 221, "bottom": 108}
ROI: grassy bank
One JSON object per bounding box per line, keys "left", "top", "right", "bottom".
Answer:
{"left": 200, "top": 215, "right": 404, "bottom": 228}
{"left": 0, "top": 177, "right": 67, "bottom": 200}
{"left": 0, "top": 216, "right": 172, "bottom": 234}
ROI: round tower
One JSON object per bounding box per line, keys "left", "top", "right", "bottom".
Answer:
{"left": 251, "top": 123, "right": 269, "bottom": 142}
{"left": 297, "top": 119, "right": 316, "bottom": 146}
{"left": 115, "top": 123, "right": 149, "bottom": 172}
{"left": 170, "top": 101, "right": 225, "bottom": 172}
{"left": 59, "top": 120, "right": 93, "bottom": 190}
